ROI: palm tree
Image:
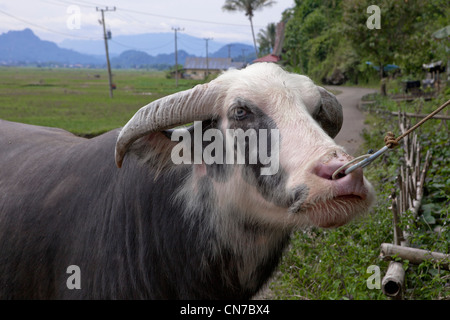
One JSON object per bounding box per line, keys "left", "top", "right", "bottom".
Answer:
{"left": 257, "top": 22, "right": 277, "bottom": 55}
{"left": 222, "top": 0, "right": 276, "bottom": 57}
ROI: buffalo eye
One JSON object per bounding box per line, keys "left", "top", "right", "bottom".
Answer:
{"left": 233, "top": 107, "right": 248, "bottom": 120}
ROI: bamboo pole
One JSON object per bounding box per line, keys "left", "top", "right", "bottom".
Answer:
{"left": 380, "top": 243, "right": 450, "bottom": 270}
{"left": 383, "top": 190, "right": 408, "bottom": 298}
{"left": 414, "top": 143, "right": 421, "bottom": 185}
{"left": 382, "top": 261, "right": 405, "bottom": 299}
{"left": 391, "top": 111, "right": 450, "bottom": 120}
{"left": 399, "top": 166, "right": 405, "bottom": 213}
{"left": 359, "top": 105, "right": 450, "bottom": 120}
{"left": 407, "top": 167, "right": 415, "bottom": 207}
{"left": 391, "top": 194, "right": 403, "bottom": 246}
{"left": 412, "top": 150, "right": 432, "bottom": 218}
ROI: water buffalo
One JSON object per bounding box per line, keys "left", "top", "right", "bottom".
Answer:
{"left": 0, "top": 63, "right": 374, "bottom": 299}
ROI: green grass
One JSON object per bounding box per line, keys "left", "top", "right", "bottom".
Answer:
{"left": 0, "top": 67, "right": 203, "bottom": 136}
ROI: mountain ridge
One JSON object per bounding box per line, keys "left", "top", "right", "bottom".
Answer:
{"left": 0, "top": 29, "right": 102, "bottom": 65}
{"left": 0, "top": 29, "right": 255, "bottom": 68}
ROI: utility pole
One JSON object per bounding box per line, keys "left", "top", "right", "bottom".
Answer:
{"left": 172, "top": 27, "right": 184, "bottom": 87}
{"left": 204, "top": 37, "right": 213, "bottom": 80}
{"left": 96, "top": 6, "right": 116, "bottom": 98}
{"left": 227, "top": 44, "right": 233, "bottom": 59}
{"left": 241, "top": 48, "right": 247, "bottom": 63}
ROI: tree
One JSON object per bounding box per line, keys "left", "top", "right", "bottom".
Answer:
{"left": 222, "top": 0, "right": 276, "bottom": 57}
{"left": 282, "top": 2, "right": 334, "bottom": 76}
{"left": 342, "top": 0, "right": 444, "bottom": 94}
{"left": 282, "top": 0, "right": 448, "bottom": 86}
{"left": 257, "top": 23, "right": 276, "bottom": 55}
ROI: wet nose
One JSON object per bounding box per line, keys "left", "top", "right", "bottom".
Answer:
{"left": 314, "top": 154, "right": 363, "bottom": 181}
{"left": 310, "top": 152, "right": 370, "bottom": 202}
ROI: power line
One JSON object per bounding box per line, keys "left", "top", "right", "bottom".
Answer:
{"left": 177, "top": 36, "right": 203, "bottom": 53}
{"left": 4, "top": 0, "right": 266, "bottom": 48}
{"left": 2, "top": 1, "right": 262, "bottom": 55}
{"left": 109, "top": 39, "right": 173, "bottom": 52}
{"left": 227, "top": 44, "right": 233, "bottom": 59}
{"left": 56, "top": 0, "right": 264, "bottom": 28}
{"left": 38, "top": 0, "right": 68, "bottom": 8}
{"left": 114, "top": 11, "right": 150, "bottom": 27}
{"left": 241, "top": 48, "right": 248, "bottom": 63}
{"left": 119, "top": 7, "right": 253, "bottom": 27}
{"left": 0, "top": 8, "right": 98, "bottom": 40}
{"left": 53, "top": 0, "right": 98, "bottom": 8}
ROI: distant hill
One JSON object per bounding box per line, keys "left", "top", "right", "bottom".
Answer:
{"left": 59, "top": 32, "right": 248, "bottom": 57}
{"left": 109, "top": 47, "right": 257, "bottom": 70}
{"left": 210, "top": 42, "right": 256, "bottom": 63}
{"left": 0, "top": 29, "right": 101, "bottom": 66}
{"left": 0, "top": 28, "right": 256, "bottom": 68}
{"left": 210, "top": 42, "right": 255, "bottom": 59}
{"left": 110, "top": 50, "right": 196, "bottom": 70}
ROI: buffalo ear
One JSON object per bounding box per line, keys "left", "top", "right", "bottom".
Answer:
{"left": 312, "top": 87, "right": 343, "bottom": 138}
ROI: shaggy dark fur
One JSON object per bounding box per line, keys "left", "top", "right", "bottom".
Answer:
{"left": 0, "top": 119, "right": 294, "bottom": 299}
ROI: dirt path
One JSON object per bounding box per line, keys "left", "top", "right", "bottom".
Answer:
{"left": 325, "top": 86, "right": 377, "bottom": 156}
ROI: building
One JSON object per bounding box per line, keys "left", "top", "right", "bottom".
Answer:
{"left": 183, "top": 57, "right": 245, "bottom": 80}
{"left": 253, "top": 54, "right": 280, "bottom": 63}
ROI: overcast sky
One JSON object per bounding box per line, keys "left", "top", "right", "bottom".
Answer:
{"left": 0, "top": 0, "right": 294, "bottom": 45}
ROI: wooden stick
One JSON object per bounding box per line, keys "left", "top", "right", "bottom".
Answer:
{"left": 411, "top": 134, "right": 417, "bottom": 166}
{"left": 391, "top": 195, "right": 404, "bottom": 246}
{"left": 382, "top": 261, "right": 405, "bottom": 299}
{"left": 409, "top": 169, "right": 416, "bottom": 202}
{"left": 407, "top": 167, "right": 415, "bottom": 204}
{"left": 399, "top": 165, "right": 406, "bottom": 213}
{"left": 414, "top": 143, "right": 421, "bottom": 185}
{"left": 394, "top": 99, "right": 450, "bottom": 143}
{"left": 412, "top": 150, "right": 432, "bottom": 218}
{"left": 380, "top": 243, "right": 450, "bottom": 270}
{"left": 358, "top": 107, "right": 450, "bottom": 120}
{"left": 406, "top": 167, "right": 414, "bottom": 211}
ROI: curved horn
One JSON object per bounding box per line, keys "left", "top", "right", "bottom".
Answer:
{"left": 115, "top": 83, "right": 218, "bottom": 168}
{"left": 312, "top": 87, "right": 343, "bottom": 138}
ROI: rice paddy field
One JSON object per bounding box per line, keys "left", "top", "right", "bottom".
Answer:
{"left": 0, "top": 67, "right": 203, "bottom": 136}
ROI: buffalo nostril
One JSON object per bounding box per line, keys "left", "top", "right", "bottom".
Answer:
{"left": 318, "top": 167, "right": 346, "bottom": 180}
{"left": 314, "top": 157, "right": 351, "bottom": 180}
{"left": 333, "top": 170, "right": 346, "bottom": 180}
{"left": 315, "top": 163, "right": 341, "bottom": 180}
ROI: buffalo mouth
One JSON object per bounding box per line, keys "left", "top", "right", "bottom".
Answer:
{"left": 308, "top": 195, "right": 368, "bottom": 228}
{"left": 290, "top": 183, "right": 373, "bottom": 229}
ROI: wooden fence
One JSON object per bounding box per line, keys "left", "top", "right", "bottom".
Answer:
{"left": 379, "top": 112, "right": 449, "bottom": 299}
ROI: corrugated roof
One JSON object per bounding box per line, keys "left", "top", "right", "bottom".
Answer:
{"left": 184, "top": 57, "right": 244, "bottom": 70}
{"left": 253, "top": 54, "right": 280, "bottom": 63}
